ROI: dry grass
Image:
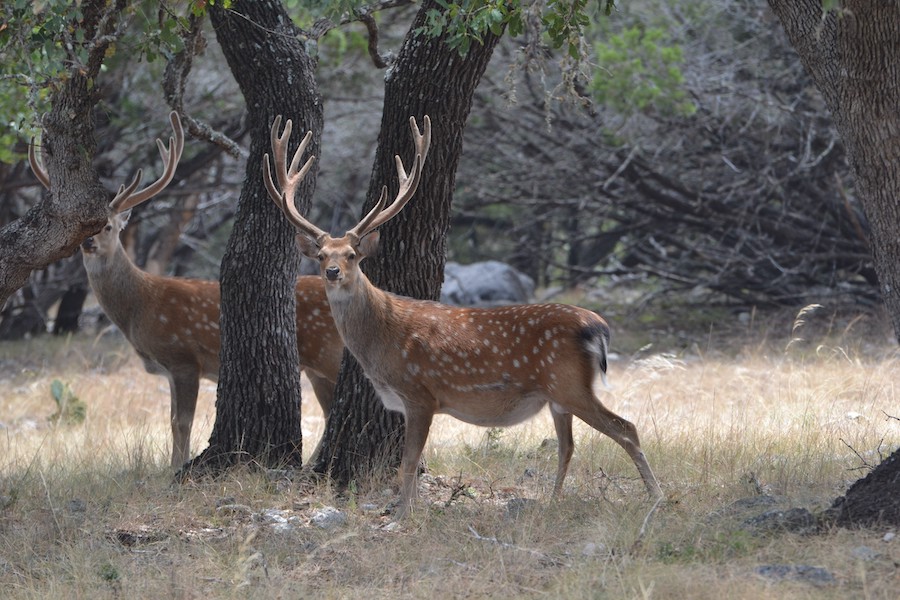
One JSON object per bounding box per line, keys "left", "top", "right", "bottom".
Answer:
{"left": 1, "top": 309, "right": 899, "bottom": 599}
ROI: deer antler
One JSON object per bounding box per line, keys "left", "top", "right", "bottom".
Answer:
{"left": 347, "top": 115, "right": 431, "bottom": 240}
{"left": 28, "top": 141, "right": 51, "bottom": 190}
{"left": 109, "top": 111, "right": 185, "bottom": 213}
{"left": 29, "top": 111, "right": 185, "bottom": 213}
{"left": 263, "top": 115, "right": 327, "bottom": 242}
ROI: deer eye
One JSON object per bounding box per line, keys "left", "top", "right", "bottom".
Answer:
{"left": 316, "top": 253, "right": 325, "bottom": 262}
{"left": 105, "top": 225, "right": 113, "bottom": 232}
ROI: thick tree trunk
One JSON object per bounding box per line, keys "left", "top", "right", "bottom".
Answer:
{"left": 0, "top": 1, "right": 121, "bottom": 308}
{"left": 313, "top": 1, "right": 504, "bottom": 488}
{"left": 768, "top": 0, "right": 900, "bottom": 342}
{"left": 184, "top": 0, "right": 323, "bottom": 472}
{"left": 768, "top": 0, "right": 900, "bottom": 528}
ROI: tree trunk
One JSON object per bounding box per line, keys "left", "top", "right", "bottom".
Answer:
{"left": 768, "top": 0, "right": 900, "bottom": 528}
{"left": 313, "top": 1, "right": 504, "bottom": 488}
{"left": 768, "top": 0, "right": 900, "bottom": 342}
{"left": 0, "top": 0, "right": 121, "bottom": 309}
{"left": 184, "top": 0, "right": 323, "bottom": 472}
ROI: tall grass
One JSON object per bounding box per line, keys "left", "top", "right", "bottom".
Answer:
{"left": 0, "top": 322, "right": 898, "bottom": 599}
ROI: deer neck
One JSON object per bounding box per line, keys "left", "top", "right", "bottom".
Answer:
{"left": 83, "top": 245, "right": 149, "bottom": 328}
{"left": 325, "top": 272, "right": 396, "bottom": 366}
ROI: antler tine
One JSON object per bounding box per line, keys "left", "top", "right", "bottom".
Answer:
{"left": 347, "top": 186, "right": 389, "bottom": 240}
{"left": 28, "top": 140, "right": 51, "bottom": 190}
{"left": 110, "top": 110, "right": 185, "bottom": 213}
{"left": 350, "top": 115, "right": 432, "bottom": 238}
{"left": 263, "top": 116, "right": 327, "bottom": 241}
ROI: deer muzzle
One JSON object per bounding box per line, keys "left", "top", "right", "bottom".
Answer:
{"left": 325, "top": 266, "right": 341, "bottom": 282}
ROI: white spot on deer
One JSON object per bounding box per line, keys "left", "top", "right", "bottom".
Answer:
{"left": 407, "top": 362, "right": 420, "bottom": 375}
{"left": 159, "top": 314, "right": 168, "bottom": 324}
{"left": 513, "top": 359, "right": 520, "bottom": 368}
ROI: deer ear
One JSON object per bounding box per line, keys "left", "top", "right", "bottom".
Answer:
{"left": 359, "top": 230, "right": 380, "bottom": 257}
{"left": 117, "top": 209, "right": 132, "bottom": 227}
{"left": 295, "top": 233, "right": 319, "bottom": 259}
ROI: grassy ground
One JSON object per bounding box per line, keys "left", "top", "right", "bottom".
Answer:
{"left": 1, "top": 304, "right": 898, "bottom": 599}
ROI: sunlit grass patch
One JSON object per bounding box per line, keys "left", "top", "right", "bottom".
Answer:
{"left": 0, "top": 327, "right": 898, "bottom": 599}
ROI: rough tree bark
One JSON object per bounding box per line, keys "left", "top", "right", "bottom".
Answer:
{"left": 183, "top": 0, "right": 323, "bottom": 472}
{"left": 0, "top": 1, "right": 124, "bottom": 309}
{"left": 769, "top": 0, "right": 900, "bottom": 341}
{"left": 768, "top": 0, "right": 900, "bottom": 528}
{"left": 312, "top": 0, "right": 504, "bottom": 489}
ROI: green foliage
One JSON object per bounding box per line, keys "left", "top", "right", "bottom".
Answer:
{"left": 0, "top": 1, "right": 82, "bottom": 159}
{"left": 544, "top": 0, "right": 590, "bottom": 59}
{"left": 0, "top": 1, "right": 193, "bottom": 163}
{"left": 415, "top": 0, "right": 622, "bottom": 58}
{"left": 419, "top": 0, "right": 516, "bottom": 56}
{"left": 591, "top": 25, "right": 695, "bottom": 117}
{"left": 97, "top": 562, "right": 120, "bottom": 582}
{"left": 48, "top": 379, "right": 86, "bottom": 426}
{"left": 656, "top": 529, "right": 758, "bottom": 564}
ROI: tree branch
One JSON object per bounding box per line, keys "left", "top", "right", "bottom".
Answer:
{"left": 305, "top": 0, "right": 414, "bottom": 68}
{"left": 162, "top": 12, "right": 249, "bottom": 159}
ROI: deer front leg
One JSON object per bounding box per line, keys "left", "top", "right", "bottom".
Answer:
{"left": 550, "top": 408, "right": 575, "bottom": 495}
{"left": 394, "top": 407, "right": 434, "bottom": 518}
{"left": 167, "top": 368, "right": 200, "bottom": 469}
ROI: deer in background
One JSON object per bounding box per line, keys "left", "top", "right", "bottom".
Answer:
{"left": 263, "top": 115, "right": 663, "bottom": 516}
{"left": 30, "top": 111, "right": 344, "bottom": 467}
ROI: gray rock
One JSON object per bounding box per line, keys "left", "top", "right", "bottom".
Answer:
{"left": 850, "top": 545, "right": 880, "bottom": 561}
{"left": 754, "top": 564, "right": 835, "bottom": 586}
{"left": 311, "top": 506, "right": 347, "bottom": 529}
{"left": 742, "top": 507, "right": 817, "bottom": 534}
{"left": 441, "top": 261, "right": 535, "bottom": 306}
{"left": 505, "top": 497, "right": 538, "bottom": 520}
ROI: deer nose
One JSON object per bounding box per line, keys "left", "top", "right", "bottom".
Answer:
{"left": 325, "top": 266, "right": 341, "bottom": 281}
{"left": 81, "top": 237, "right": 95, "bottom": 252}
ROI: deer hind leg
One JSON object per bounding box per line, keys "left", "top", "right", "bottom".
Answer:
{"left": 304, "top": 372, "right": 335, "bottom": 464}
{"left": 394, "top": 407, "right": 434, "bottom": 519}
{"left": 168, "top": 369, "right": 200, "bottom": 469}
{"left": 550, "top": 408, "right": 574, "bottom": 496}
{"left": 574, "top": 394, "right": 663, "bottom": 500}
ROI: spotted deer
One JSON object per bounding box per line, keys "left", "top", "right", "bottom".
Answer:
{"left": 30, "top": 111, "right": 343, "bottom": 467}
{"left": 263, "top": 115, "right": 663, "bottom": 516}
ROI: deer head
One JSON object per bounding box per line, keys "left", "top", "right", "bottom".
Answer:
{"left": 30, "top": 111, "right": 184, "bottom": 264}
{"left": 263, "top": 115, "right": 431, "bottom": 296}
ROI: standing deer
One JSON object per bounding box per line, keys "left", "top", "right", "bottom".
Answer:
{"left": 263, "top": 115, "right": 663, "bottom": 516}
{"left": 30, "top": 111, "right": 343, "bottom": 468}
